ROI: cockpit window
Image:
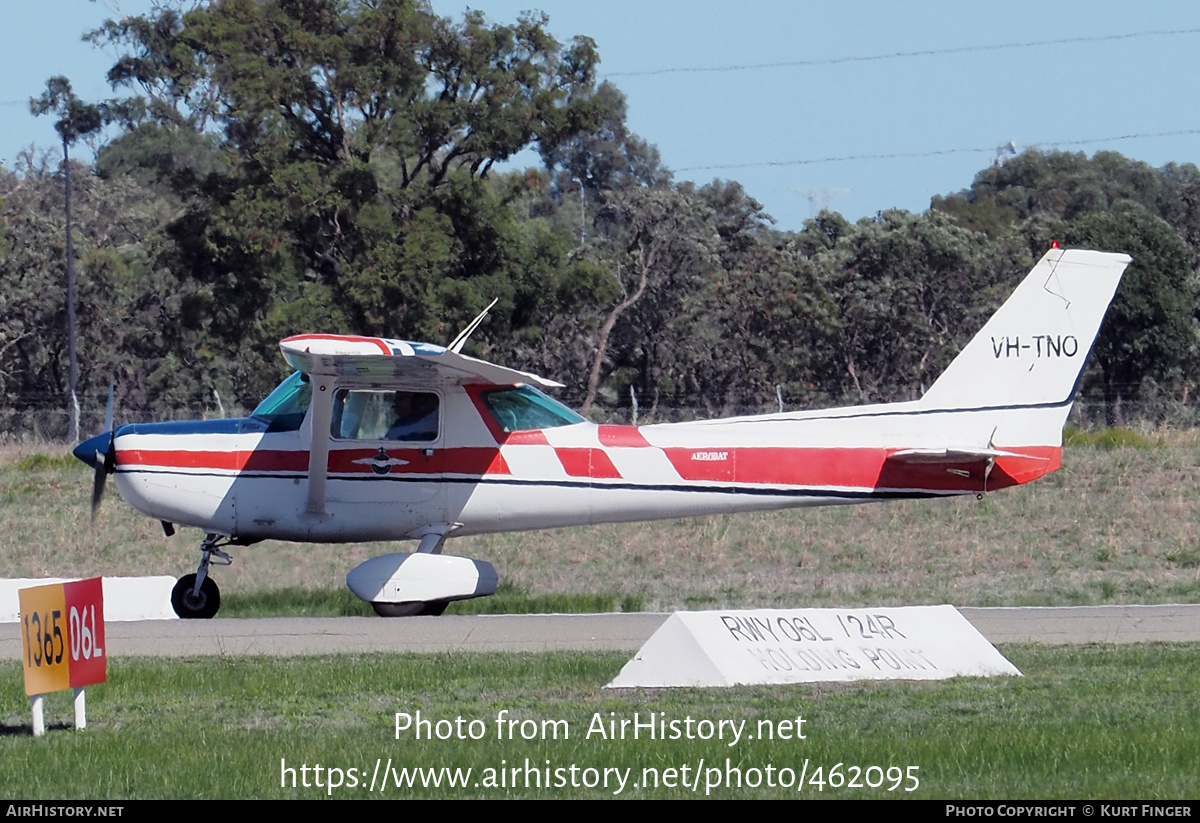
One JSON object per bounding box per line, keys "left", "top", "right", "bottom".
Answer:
{"left": 251, "top": 372, "right": 312, "bottom": 432}
{"left": 479, "top": 386, "right": 585, "bottom": 433}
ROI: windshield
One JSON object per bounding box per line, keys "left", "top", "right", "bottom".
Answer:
{"left": 478, "top": 386, "right": 586, "bottom": 432}
{"left": 251, "top": 372, "right": 312, "bottom": 431}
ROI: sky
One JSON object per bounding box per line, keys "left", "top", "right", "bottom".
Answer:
{"left": 5, "top": 1, "right": 1200, "bottom": 231}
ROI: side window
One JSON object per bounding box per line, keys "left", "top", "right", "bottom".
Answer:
{"left": 479, "top": 386, "right": 586, "bottom": 432}
{"left": 332, "top": 390, "right": 439, "bottom": 442}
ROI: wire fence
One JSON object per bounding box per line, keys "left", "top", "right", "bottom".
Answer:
{"left": 2, "top": 398, "right": 1195, "bottom": 446}
{"left": 0, "top": 406, "right": 247, "bottom": 445}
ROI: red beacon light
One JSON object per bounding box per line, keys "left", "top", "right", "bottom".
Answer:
{"left": 1050, "top": 240, "right": 1060, "bottom": 249}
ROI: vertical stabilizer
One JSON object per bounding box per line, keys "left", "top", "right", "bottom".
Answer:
{"left": 918, "top": 248, "right": 1130, "bottom": 412}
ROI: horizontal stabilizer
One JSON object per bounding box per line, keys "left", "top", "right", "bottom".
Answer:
{"left": 886, "top": 447, "right": 1048, "bottom": 465}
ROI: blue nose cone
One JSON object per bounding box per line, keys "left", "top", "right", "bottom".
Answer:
{"left": 73, "top": 432, "right": 113, "bottom": 470}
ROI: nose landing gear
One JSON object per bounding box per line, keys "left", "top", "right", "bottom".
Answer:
{"left": 171, "top": 533, "right": 233, "bottom": 619}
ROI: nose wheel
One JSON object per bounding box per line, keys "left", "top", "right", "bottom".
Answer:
{"left": 171, "top": 574, "right": 221, "bottom": 619}
{"left": 172, "top": 533, "right": 233, "bottom": 619}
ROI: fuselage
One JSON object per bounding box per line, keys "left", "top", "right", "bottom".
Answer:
{"left": 97, "top": 376, "right": 1061, "bottom": 546}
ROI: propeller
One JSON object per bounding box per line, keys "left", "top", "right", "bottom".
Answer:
{"left": 72, "top": 385, "right": 116, "bottom": 522}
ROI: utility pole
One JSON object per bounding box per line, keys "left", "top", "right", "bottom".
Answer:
{"left": 31, "top": 77, "right": 103, "bottom": 442}
{"left": 63, "top": 134, "right": 79, "bottom": 442}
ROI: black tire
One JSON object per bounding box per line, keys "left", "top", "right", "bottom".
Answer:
{"left": 371, "top": 600, "right": 449, "bottom": 617}
{"left": 171, "top": 574, "right": 221, "bottom": 619}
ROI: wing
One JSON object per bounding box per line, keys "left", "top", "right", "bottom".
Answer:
{"left": 279, "top": 334, "right": 562, "bottom": 516}
{"left": 279, "top": 334, "right": 563, "bottom": 389}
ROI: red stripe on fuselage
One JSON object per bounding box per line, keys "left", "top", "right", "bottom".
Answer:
{"left": 663, "top": 445, "right": 1060, "bottom": 491}
{"left": 503, "top": 430, "right": 550, "bottom": 445}
{"left": 123, "top": 446, "right": 511, "bottom": 476}
{"left": 553, "top": 448, "right": 623, "bottom": 479}
{"left": 444, "top": 448, "right": 509, "bottom": 475}
{"left": 734, "top": 447, "right": 885, "bottom": 487}
{"left": 120, "top": 449, "right": 308, "bottom": 472}
{"left": 117, "top": 443, "right": 1059, "bottom": 492}
{"left": 663, "top": 448, "right": 735, "bottom": 482}
{"left": 598, "top": 425, "right": 650, "bottom": 447}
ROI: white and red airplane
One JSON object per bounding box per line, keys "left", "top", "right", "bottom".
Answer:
{"left": 74, "top": 247, "right": 1130, "bottom": 618}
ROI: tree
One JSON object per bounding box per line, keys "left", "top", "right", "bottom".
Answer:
{"left": 541, "top": 81, "right": 669, "bottom": 199}
{"left": 1062, "top": 206, "right": 1198, "bottom": 424}
{"left": 666, "top": 180, "right": 837, "bottom": 415}
{"left": 0, "top": 154, "right": 196, "bottom": 428}
{"left": 816, "top": 210, "right": 1016, "bottom": 403}
{"left": 86, "top": 0, "right": 620, "bottom": 406}
{"left": 581, "top": 186, "right": 718, "bottom": 416}
{"left": 934, "top": 149, "right": 1200, "bottom": 253}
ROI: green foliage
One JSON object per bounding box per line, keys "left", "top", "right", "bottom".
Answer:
{"left": 964, "top": 150, "right": 1183, "bottom": 225}
{"left": 803, "top": 209, "right": 1026, "bottom": 403}
{"left": 580, "top": 185, "right": 722, "bottom": 413}
{"left": 30, "top": 76, "right": 104, "bottom": 146}
{"left": 929, "top": 192, "right": 1018, "bottom": 239}
{"left": 0, "top": 157, "right": 209, "bottom": 424}
{"left": 933, "top": 150, "right": 1200, "bottom": 425}
{"left": 12, "top": 453, "right": 77, "bottom": 471}
{"left": 1062, "top": 427, "right": 1160, "bottom": 450}
{"left": 1063, "top": 206, "right": 1198, "bottom": 424}
{"left": 95, "top": 122, "right": 223, "bottom": 197}
{"left": 542, "top": 80, "right": 669, "bottom": 196}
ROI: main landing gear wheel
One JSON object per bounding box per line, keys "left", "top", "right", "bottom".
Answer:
{"left": 371, "top": 600, "right": 449, "bottom": 617}
{"left": 171, "top": 574, "right": 221, "bottom": 619}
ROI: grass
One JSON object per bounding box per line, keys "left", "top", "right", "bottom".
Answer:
{"left": 220, "top": 583, "right": 644, "bottom": 618}
{"left": 1062, "top": 426, "right": 1161, "bottom": 449}
{"left": 1, "top": 430, "right": 1198, "bottom": 612}
{"left": 0, "top": 644, "right": 1196, "bottom": 799}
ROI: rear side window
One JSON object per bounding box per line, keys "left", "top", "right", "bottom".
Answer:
{"left": 479, "top": 386, "right": 585, "bottom": 432}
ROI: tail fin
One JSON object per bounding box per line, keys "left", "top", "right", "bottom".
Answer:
{"left": 918, "top": 248, "right": 1130, "bottom": 412}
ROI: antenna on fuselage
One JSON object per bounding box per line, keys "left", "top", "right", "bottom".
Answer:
{"left": 447, "top": 298, "right": 499, "bottom": 353}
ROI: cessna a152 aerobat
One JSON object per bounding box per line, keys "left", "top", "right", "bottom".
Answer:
{"left": 74, "top": 247, "right": 1130, "bottom": 618}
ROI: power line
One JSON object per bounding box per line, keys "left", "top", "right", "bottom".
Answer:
{"left": 676, "top": 128, "right": 1200, "bottom": 173}
{"left": 607, "top": 28, "right": 1200, "bottom": 78}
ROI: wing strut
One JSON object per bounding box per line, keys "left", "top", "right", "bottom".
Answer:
{"left": 305, "top": 376, "right": 334, "bottom": 515}
{"left": 409, "top": 523, "right": 460, "bottom": 554}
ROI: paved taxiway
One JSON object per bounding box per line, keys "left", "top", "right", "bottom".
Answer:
{"left": 1, "top": 605, "right": 1197, "bottom": 659}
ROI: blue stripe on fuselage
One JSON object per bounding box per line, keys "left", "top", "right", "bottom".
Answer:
{"left": 117, "top": 418, "right": 249, "bottom": 436}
